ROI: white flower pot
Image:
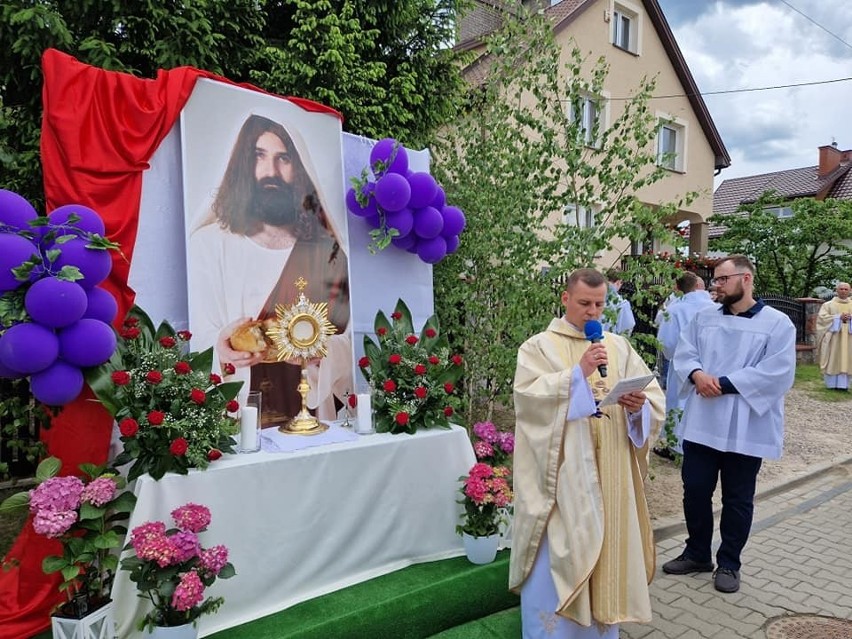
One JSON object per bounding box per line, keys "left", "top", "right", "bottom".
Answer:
{"left": 50, "top": 600, "right": 115, "bottom": 639}
{"left": 462, "top": 532, "right": 500, "bottom": 564}
{"left": 144, "top": 623, "right": 198, "bottom": 639}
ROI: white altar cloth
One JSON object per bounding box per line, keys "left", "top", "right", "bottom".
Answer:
{"left": 111, "top": 425, "right": 476, "bottom": 638}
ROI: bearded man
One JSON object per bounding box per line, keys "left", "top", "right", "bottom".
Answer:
{"left": 188, "top": 114, "right": 350, "bottom": 425}
{"left": 816, "top": 281, "right": 852, "bottom": 391}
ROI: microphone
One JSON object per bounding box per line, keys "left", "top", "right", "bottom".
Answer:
{"left": 583, "top": 320, "right": 607, "bottom": 378}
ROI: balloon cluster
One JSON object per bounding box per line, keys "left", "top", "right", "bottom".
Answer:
{"left": 346, "top": 138, "right": 466, "bottom": 264}
{"left": 0, "top": 189, "right": 119, "bottom": 406}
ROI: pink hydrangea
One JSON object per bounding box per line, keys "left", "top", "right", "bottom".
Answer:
{"left": 473, "top": 440, "right": 494, "bottom": 460}
{"left": 170, "top": 530, "right": 201, "bottom": 563}
{"left": 498, "top": 431, "right": 515, "bottom": 454}
{"left": 464, "top": 477, "right": 489, "bottom": 504}
{"left": 29, "top": 476, "right": 84, "bottom": 514}
{"left": 199, "top": 545, "right": 229, "bottom": 576}
{"left": 81, "top": 477, "right": 117, "bottom": 507}
{"left": 468, "top": 463, "right": 494, "bottom": 480}
{"left": 130, "top": 523, "right": 177, "bottom": 567}
{"left": 171, "top": 570, "right": 205, "bottom": 612}
{"left": 171, "top": 503, "right": 211, "bottom": 533}
{"left": 472, "top": 421, "right": 498, "bottom": 444}
{"left": 32, "top": 509, "right": 77, "bottom": 538}
{"left": 130, "top": 521, "right": 166, "bottom": 548}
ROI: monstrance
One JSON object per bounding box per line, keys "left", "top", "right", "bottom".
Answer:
{"left": 265, "top": 277, "right": 337, "bottom": 435}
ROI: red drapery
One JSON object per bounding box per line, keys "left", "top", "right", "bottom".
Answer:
{"left": 0, "top": 49, "right": 339, "bottom": 639}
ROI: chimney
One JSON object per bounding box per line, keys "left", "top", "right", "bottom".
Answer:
{"left": 818, "top": 143, "right": 843, "bottom": 176}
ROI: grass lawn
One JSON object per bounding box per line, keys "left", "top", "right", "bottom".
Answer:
{"left": 794, "top": 363, "right": 852, "bottom": 402}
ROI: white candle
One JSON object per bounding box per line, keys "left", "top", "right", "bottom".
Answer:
{"left": 240, "top": 406, "right": 259, "bottom": 451}
{"left": 355, "top": 394, "right": 372, "bottom": 433}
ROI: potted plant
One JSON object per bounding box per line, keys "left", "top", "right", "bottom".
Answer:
{"left": 0, "top": 456, "right": 137, "bottom": 634}
{"left": 357, "top": 298, "right": 463, "bottom": 434}
{"left": 120, "top": 502, "right": 235, "bottom": 638}
{"left": 87, "top": 306, "right": 243, "bottom": 480}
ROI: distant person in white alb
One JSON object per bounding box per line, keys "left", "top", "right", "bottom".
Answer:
{"left": 601, "top": 269, "right": 635, "bottom": 336}
{"left": 815, "top": 281, "right": 852, "bottom": 390}
{"left": 663, "top": 255, "right": 796, "bottom": 594}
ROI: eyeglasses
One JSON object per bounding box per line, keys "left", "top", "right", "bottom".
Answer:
{"left": 711, "top": 273, "right": 748, "bottom": 286}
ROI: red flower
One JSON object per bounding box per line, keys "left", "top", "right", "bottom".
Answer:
{"left": 425, "top": 328, "right": 437, "bottom": 338}
{"left": 414, "top": 364, "right": 427, "bottom": 376}
{"left": 358, "top": 356, "right": 371, "bottom": 368}
{"left": 428, "top": 355, "right": 440, "bottom": 365}
{"left": 124, "top": 317, "right": 139, "bottom": 327}
{"left": 119, "top": 418, "right": 139, "bottom": 437}
{"left": 146, "top": 371, "right": 163, "bottom": 384}
{"left": 451, "top": 354, "right": 463, "bottom": 366}
{"left": 414, "top": 386, "right": 428, "bottom": 399}
{"left": 377, "top": 326, "right": 388, "bottom": 337}
{"left": 147, "top": 410, "right": 165, "bottom": 426}
{"left": 119, "top": 326, "right": 140, "bottom": 339}
{"left": 391, "top": 311, "right": 402, "bottom": 320}
{"left": 444, "top": 406, "right": 454, "bottom": 417}
{"left": 209, "top": 373, "right": 222, "bottom": 385}
{"left": 207, "top": 449, "right": 222, "bottom": 461}
{"left": 111, "top": 371, "right": 131, "bottom": 386}
{"left": 405, "top": 335, "right": 418, "bottom": 345}
{"left": 177, "top": 330, "right": 192, "bottom": 340}
{"left": 383, "top": 379, "right": 397, "bottom": 392}
{"left": 395, "top": 412, "right": 410, "bottom": 426}
{"left": 348, "top": 394, "right": 358, "bottom": 408}
{"left": 190, "top": 388, "right": 206, "bottom": 405}
{"left": 158, "top": 336, "right": 176, "bottom": 348}
{"left": 223, "top": 363, "right": 236, "bottom": 375}
{"left": 226, "top": 400, "right": 239, "bottom": 413}
{"left": 388, "top": 354, "right": 402, "bottom": 365}
{"left": 174, "top": 361, "right": 191, "bottom": 375}
{"left": 444, "top": 382, "right": 455, "bottom": 394}
{"left": 169, "top": 438, "right": 188, "bottom": 456}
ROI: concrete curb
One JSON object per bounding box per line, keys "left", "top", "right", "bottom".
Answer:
{"left": 652, "top": 455, "right": 852, "bottom": 542}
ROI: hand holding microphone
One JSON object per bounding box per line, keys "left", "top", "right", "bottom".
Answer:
{"left": 582, "top": 320, "right": 608, "bottom": 378}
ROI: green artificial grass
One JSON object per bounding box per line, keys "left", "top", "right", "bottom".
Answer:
{"left": 426, "top": 607, "right": 520, "bottom": 638}
{"left": 208, "top": 550, "right": 518, "bottom": 639}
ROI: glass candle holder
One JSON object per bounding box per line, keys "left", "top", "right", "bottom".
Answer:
{"left": 239, "top": 391, "right": 262, "bottom": 453}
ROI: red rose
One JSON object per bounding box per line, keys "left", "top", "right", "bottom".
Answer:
{"left": 405, "top": 335, "right": 418, "bottom": 345}
{"left": 226, "top": 400, "right": 239, "bottom": 413}
{"left": 119, "top": 326, "right": 140, "bottom": 339}
{"left": 207, "top": 449, "right": 222, "bottom": 461}
{"left": 174, "top": 361, "right": 191, "bottom": 375}
{"left": 425, "top": 328, "right": 437, "bottom": 338}
{"left": 190, "top": 388, "right": 206, "bottom": 405}
{"left": 111, "top": 371, "right": 131, "bottom": 386}
{"left": 414, "top": 386, "right": 427, "bottom": 399}
{"left": 428, "top": 355, "right": 440, "bottom": 365}
{"left": 348, "top": 394, "right": 358, "bottom": 408}
{"left": 119, "top": 418, "right": 139, "bottom": 437}
{"left": 223, "top": 363, "right": 236, "bottom": 375}
{"left": 383, "top": 379, "right": 397, "bottom": 392}
{"left": 451, "top": 354, "right": 463, "bottom": 366}
{"left": 444, "top": 406, "right": 454, "bottom": 417}
{"left": 414, "top": 364, "right": 427, "bottom": 375}
{"left": 147, "top": 410, "right": 165, "bottom": 426}
{"left": 388, "top": 354, "right": 402, "bottom": 365}
{"left": 358, "top": 356, "right": 371, "bottom": 368}
{"left": 169, "top": 437, "right": 188, "bottom": 456}
{"left": 377, "top": 327, "right": 388, "bottom": 337}
{"left": 395, "top": 412, "right": 410, "bottom": 426}
{"left": 124, "top": 317, "right": 139, "bottom": 327}
{"left": 209, "top": 373, "right": 222, "bottom": 385}
{"left": 158, "top": 336, "right": 176, "bottom": 348}
{"left": 177, "top": 330, "right": 192, "bottom": 340}
{"left": 391, "top": 311, "right": 402, "bottom": 320}
{"left": 444, "top": 382, "right": 455, "bottom": 394}
{"left": 146, "top": 371, "right": 163, "bottom": 384}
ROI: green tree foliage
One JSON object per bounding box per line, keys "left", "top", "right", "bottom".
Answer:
{"left": 710, "top": 194, "right": 852, "bottom": 297}
{"left": 432, "top": 10, "right": 692, "bottom": 420}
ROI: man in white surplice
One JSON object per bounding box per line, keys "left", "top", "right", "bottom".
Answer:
{"left": 663, "top": 255, "right": 796, "bottom": 594}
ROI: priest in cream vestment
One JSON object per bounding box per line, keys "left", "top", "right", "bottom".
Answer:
{"left": 816, "top": 282, "right": 852, "bottom": 390}
{"left": 511, "top": 269, "right": 665, "bottom": 638}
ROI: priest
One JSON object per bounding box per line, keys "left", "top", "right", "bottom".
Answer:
{"left": 511, "top": 268, "right": 665, "bottom": 638}
{"left": 816, "top": 282, "right": 852, "bottom": 391}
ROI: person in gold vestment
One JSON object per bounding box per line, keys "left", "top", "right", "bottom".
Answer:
{"left": 510, "top": 268, "right": 665, "bottom": 638}
{"left": 816, "top": 282, "right": 851, "bottom": 391}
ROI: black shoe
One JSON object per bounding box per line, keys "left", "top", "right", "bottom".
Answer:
{"left": 662, "top": 553, "right": 714, "bottom": 575}
{"left": 713, "top": 567, "right": 740, "bottom": 593}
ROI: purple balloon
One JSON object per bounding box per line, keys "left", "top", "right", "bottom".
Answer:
{"left": 0, "top": 323, "right": 59, "bottom": 374}
{"left": 374, "top": 173, "right": 411, "bottom": 213}
{"left": 0, "top": 341, "right": 25, "bottom": 379}
{"left": 417, "top": 236, "right": 448, "bottom": 264}
{"left": 83, "top": 286, "right": 118, "bottom": 324}
{"left": 385, "top": 208, "right": 414, "bottom": 238}
{"left": 0, "top": 189, "right": 39, "bottom": 233}
{"left": 430, "top": 187, "right": 446, "bottom": 211}
{"left": 31, "top": 361, "right": 84, "bottom": 406}
{"left": 345, "top": 185, "right": 378, "bottom": 218}
{"left": 446, "top": 234, "right": 461, "bottom": 254}
{"left": 412, "top": 206, "right": 444, "bottom": 240}
{"left": 0, "top": 234, "right": 40, "bottom": 292}
{"left": 25, "top": 277, "right": 88, "bottom": 328}
{"left": 58, "top": 319, "right": 117, "bottom": 368}
{"left": 49, "top": 237, "right": 112, "bottom": 289}
{"left": 391, "top": 234, "right": 419, "bottom": 251}
{"left": 441, "top": 206, "right": 467, "bottom": 238}
{"left": 48, "top": 204, "right": 106, "bottom": 237}
{"left": 370, "top": 138, "right": 409, "bottom": 177}
{"left": 364, "top": 213, "right": 382, "bottom": 229}
{"left": 406, "top": 173, "right": 438, "bottom": 209}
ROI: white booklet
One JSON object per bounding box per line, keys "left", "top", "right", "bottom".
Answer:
{"left": 597, "top": 374, "right": 656, "bottom": 407}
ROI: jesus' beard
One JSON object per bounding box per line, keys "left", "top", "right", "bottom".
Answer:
{"left": 252, "top": 178, "right": 299, "bottom": 227}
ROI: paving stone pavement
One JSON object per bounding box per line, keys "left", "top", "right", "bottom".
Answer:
{"left": 621, "top": 459, "right": 852, "bottom": 639}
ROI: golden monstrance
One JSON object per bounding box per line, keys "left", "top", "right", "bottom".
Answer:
{"left": 265, "top": 277, "right": 337, "bottom": 435}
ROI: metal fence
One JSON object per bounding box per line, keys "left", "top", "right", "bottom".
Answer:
{"left": 756, "top": 294, "right": 807, "bottom": 344}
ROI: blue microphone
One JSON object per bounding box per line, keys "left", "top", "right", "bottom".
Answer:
{"left": 583, "top": 320, "right": 607, "bottom": 378}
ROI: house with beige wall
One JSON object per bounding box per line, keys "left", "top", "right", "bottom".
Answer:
{"left": 457, "top": 0, "right": 730, "bottom": 262}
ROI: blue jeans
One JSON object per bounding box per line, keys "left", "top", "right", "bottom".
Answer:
{"left": 681, "top": 440, "right": 762, "bottom": 571}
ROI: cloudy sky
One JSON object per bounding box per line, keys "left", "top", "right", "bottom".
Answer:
{"left": 656, "top": 0, "right": 852, "bottom": 186}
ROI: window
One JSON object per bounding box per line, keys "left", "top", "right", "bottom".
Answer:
{"left": 656, "top": 116, "right": 687, "bottom": 172}
{"left": 563, "top": 203, "right": 597, "bottom": 229}
{"left": 764, "top": 206, "right": 793, "bottom": 218}
{"left": 611, "top": 2, "right": 641, "bottom": 54}
{"left": 568, "top": 94, "right": 604, "bottom": 147}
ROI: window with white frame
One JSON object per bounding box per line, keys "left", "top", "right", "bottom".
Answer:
{"left": 611, "top": 2, "right": 641, "bottom": 54}
{"left": 568, "top": 94, "right": 603, "bottom": 147}
{"left": 656, "top": 116, "right": 687, "bottom": 172}
{"left": 763, "top": 206, "right": 793, "bottom": 219}
{"left": 563, "top": 203, "right": 598, "bottom": 229}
